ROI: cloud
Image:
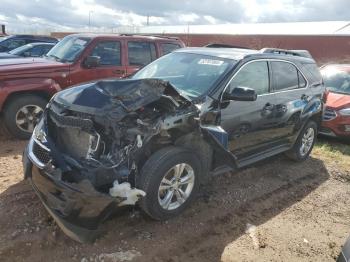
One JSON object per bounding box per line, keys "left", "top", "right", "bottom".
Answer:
{"left": 0, "top": 0, "right": 349, "bottom": 33}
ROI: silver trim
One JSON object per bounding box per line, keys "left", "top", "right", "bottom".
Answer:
{"left": 28, "top": 137, "right": 48, "bottom": 169}
{"left": 322, "top": 107, "right": 337, "bottom": 121}
{"left": 221, "top": 58, "right": 309, "bottom": 100}
{"left": 32, "top": 135, "right": 51, "bottom": 152}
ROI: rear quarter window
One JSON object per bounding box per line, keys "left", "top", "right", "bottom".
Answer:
{"left": 161, "top": 43, "right": 181, "bottom": 55}
{"left": 128, "top": 42, "right": 157, "bottom": 66}
{"left": 303, "top": 63, "right": 323, "bottom": 83}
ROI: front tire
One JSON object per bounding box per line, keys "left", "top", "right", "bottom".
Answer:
{"left": 3, "top": 95, "right": 47, "bottom": 139}
{"left": 286, "top": 120, "right": 317, "bottom": 161}
{"left": 138, "top": 146, "right": 202, "bottom": 220}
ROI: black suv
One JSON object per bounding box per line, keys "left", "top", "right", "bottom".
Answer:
{"left": 0, "top": 35, "right": 57, "bottom": 52}
{"left": 23, "top": 47, "right": 325, "bottom": 242}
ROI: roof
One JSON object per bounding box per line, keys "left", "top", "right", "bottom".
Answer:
{"left": 28, "top": 42, "right": 56, "bottom": 46}
{"left": 175, "top": 47, "right": 257, "bottom": 60}
{"left": 175, "top": 47, "right": 315, "bottom": 63}
{"left": 126, "top": 21, "right": 350, "bottom": 36}
{"left": 67, "top": 33, "right": 181, "bottom": 42}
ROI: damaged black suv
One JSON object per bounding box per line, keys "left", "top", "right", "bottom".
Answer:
{"left": 23, "top": 47, "right": 325, "bottom": 242}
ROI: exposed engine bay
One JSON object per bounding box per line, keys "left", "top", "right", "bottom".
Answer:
{"left": 42, "top": 79, "right": 200, "bottom": 194}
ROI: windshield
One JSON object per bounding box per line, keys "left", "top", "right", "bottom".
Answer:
{"left": 45, "top": 35, "right": 91, "bottom": 62}
{"left": 132, "top": 52, "right": 233, "bottom": 98}
{"left": 9, "top": 44, "right": 31, "bottom": 55}
{"left": 321, "top": 67, "right": 350, "bottom": 95}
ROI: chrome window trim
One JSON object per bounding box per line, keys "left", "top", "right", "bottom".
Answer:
{"left": 221, "top": 58, "right": 309, "bottom": 100}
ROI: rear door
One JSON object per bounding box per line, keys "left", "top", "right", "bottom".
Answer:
{"left": 220, "top": 60, "right": 281, "bottom": 159}
{"left": 269, "top": 60, "right": 314, "bottom": 140}
{"left": 125, "top": 41, "right": 157, "bottom": 76}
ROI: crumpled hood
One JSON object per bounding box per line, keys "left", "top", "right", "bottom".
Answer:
{"left": 325, "top": 91, "right": 350, "bottom": 109}
{"left": 53, "top": 78, "right": 191, "bottom": 120}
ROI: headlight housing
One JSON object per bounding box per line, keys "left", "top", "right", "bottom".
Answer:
{"left": 339, "top": 108, "right": 350, "bottom": 116}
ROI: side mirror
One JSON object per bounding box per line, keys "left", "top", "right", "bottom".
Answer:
{"left": 223, "top": 86, "right": 257, "bottom": 101}
{"left": 23, "top": 51, "right": 31, "bottom": 57}
{"left": 83, "top": 56, "right": 100, "bottom": 68}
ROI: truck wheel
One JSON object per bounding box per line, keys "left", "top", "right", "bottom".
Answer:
{"left": 138, "top": 146, "right": 202, "bottom": 220}
{"left": 285, "top": 120, "right": 317, "bottom": 162}
{"left": 3, "top": 95, "right": 47, "bottom": 139}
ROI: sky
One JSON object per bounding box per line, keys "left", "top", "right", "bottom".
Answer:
{"left": 0, "top": 0, "right": 349, "bottom": 34}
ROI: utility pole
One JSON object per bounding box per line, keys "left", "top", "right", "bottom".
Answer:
{"left": 88, "top": 11, "right": 93, "bottom": 31}
{"left": 147, "top": 15, "right": 149, "bottom": 26}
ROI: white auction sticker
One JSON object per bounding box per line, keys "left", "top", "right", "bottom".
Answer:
{"left": 198, "top": 59, "right": 224, "bottom": 66}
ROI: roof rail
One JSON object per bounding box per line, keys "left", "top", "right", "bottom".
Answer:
{"left": 149, "top": 35, "right": 180, "bottom": 40}
{"left": 205, "top": 43, "right": 251, "bottom": 49}
{"left": 119, "top": 34, "right": 180, "bottom": 40}
{"left": 260, "top": 48, "right": 312, "bottom": 58}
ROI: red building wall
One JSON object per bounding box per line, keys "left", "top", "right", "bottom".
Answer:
{"left": 167, "top": 34, "right": 350, "bottom": 65}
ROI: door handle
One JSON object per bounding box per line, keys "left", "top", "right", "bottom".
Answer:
{"left": 263, "top": 103, "right": 275, "bottom": 111}
{"left": 114, "top": 69, "right": 125, "bottom": 75}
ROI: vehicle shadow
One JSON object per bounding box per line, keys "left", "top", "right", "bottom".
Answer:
{"left": 101, "top": 155, "right": 330, "bottom": 262}
{"left": 0, "top": 155, "right": 330, "bottom": 262}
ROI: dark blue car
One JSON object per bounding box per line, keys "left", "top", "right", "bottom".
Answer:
{"left": 0, "top": 35, "right": 57, "bottom": 52}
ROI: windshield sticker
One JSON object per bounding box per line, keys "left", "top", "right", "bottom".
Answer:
{"left": 75, "top": 39, "right": 88, "bottom": 46}
{"left": 198, "top": 59, "right": 224, "bottom": 66}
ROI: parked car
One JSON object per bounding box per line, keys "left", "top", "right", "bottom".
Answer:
{"left": 0, "top": 34, "right": 184, "bottom": 139}
{"left": 319, "top": 64, "right": 350, "bottom": 138}
{"left": 23, "top": 47, "right": 324, "bottom": 242}
{"left": 0, "top": 35, "right": 57, "bottom": 52}
{"left": 0, "top": 42, "right": 56, "bottom": 59}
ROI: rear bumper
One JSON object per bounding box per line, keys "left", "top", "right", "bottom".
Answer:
{"left": 23, "top": 140, "right": 118, "bottom": 243}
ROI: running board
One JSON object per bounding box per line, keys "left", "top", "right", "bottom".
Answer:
{"left": 237, "top": 145, "right": 290, "bottom": 169}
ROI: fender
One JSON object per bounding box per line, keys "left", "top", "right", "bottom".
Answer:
{"left": 291, "top": 95, "right": 323, "bottom": 143}
{"left": 0, "top": 77, "right": 62, "bottom": 111}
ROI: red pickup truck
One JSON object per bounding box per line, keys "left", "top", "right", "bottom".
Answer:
{"left": 0, "top": 34, "right": 185, "bottom": 138}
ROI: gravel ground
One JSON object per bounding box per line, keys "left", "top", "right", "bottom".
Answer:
{"left": 0, "top": 135, "right": 349, "bottom": 262}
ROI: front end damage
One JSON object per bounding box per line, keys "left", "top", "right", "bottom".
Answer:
{"left": 23, "top": 78, "right": 236, "bottom": 242}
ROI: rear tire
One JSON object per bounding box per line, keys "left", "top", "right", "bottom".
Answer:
{"left": 3, "top": 95, "right": 47, "bottom": 139}
{"left": 137, "top": 146, "right": 202, "bottom": 220}
{"left": 285, "top": 120, "right": 317, "bottom": 162}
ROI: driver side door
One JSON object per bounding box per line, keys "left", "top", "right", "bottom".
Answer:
{"left": 220, "top": 60, "right": 282, "bottom": 160}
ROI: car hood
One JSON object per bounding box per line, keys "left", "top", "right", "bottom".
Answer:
{"left": 0, "top": 52, "right": 20, "bottom": 59}
{"left": 0, "top": 57, "right": 70, "bottom": 79}
{"left": 53, "top": 78, "right": 192, "bottom": 121}
{"left": 325, "top": 91, "right": 350, "bottom": 109}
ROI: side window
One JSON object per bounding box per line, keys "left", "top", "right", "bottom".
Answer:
{"left": 228, "top": 61, "right": 269, "bottom": 95}
{"left": 271, "top": 61, "right": 300, "bottom": 91}
{"left": 298, "top": 71, "right": 307, "bottom": 88}
{"left": 29, "top": 46, "right": 44, "bottom": 56}
{"left": 91, "top": 41, "right": 121, "bottom": 66}
{"left": 161, "top": 43, "right": 181, "bottom": 55}
{"left": 128, "top": 42, "right": 156, "bottom": 66}
{"left": 42, "top": 45, "right": 54, "bottom": 55}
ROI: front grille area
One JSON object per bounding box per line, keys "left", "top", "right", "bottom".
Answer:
{"left": 323, "top": 108, "right": 337, "bottom": 121}
{"left": 33, "top": 141, "right": 51, "bottom": 164}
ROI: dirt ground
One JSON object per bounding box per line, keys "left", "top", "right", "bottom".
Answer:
{"left": 0, "top": 134, "right": 350, "bottom": 262}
